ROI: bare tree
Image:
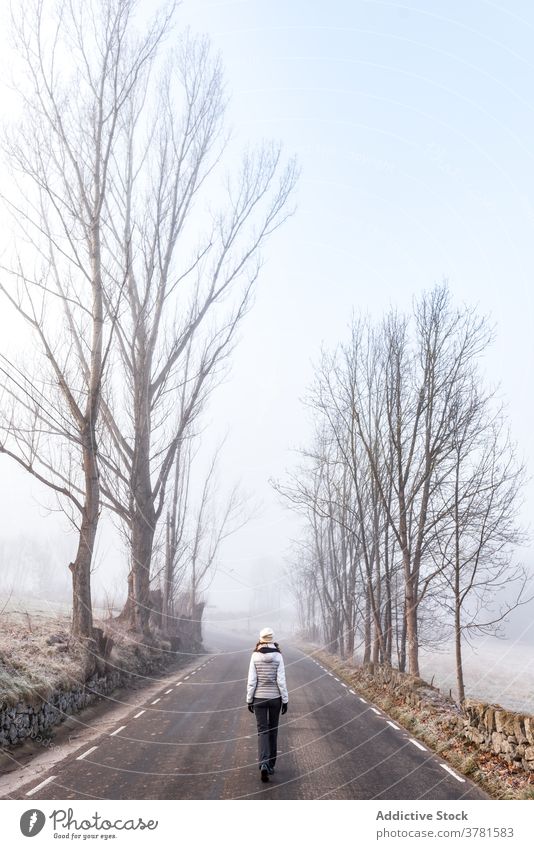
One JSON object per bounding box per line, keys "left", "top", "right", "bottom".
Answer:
{"left": 278, "top": 283, "right": 527, "bottom": 699}
{"left": 188, "top": 448, "right": 250, "bottom": 643}
{"left": 0, "top": 0, "right": 173, "bottom": 657}
{"left": 291, "top": 321, "right": 401, "bottom": 665}
{"left": 275, "top": 423, "right": 367, "bottom": 658}
{"left": 285, "top": 545, "right": 321, "bottom": 642}
{"left": 350, "top": 285, "right": 494, "bottom": 675}
{"left": 93, "top": 29, "right": 298, "bottom": 634}
{"left": 432, "top": 397, "right": 528, "bottom": 702}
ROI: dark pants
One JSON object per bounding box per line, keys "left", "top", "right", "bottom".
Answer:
{"left": 253, "top": 696, "right": 282, "bottom": 768}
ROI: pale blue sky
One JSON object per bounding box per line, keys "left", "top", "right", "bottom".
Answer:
{"left": 172, "top": 0, "right": 534, "bottom": 611}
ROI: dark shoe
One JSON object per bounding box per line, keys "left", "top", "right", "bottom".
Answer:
{"left": 267, "top": 764, "right": 274, "bottom": 774}
{"left": 260, "top": 763, "right": 269, "bottom": 782}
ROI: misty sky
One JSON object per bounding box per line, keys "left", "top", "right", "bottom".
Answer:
{"left": 1, "top": 1, "right": 533, "bottom": 629}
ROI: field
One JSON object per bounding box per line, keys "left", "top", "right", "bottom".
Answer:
{"left": 419, "top": 638, "right": 534, "bottom": 714}
{"left": 0, "top": 593, "right": 146, "bottom": 706}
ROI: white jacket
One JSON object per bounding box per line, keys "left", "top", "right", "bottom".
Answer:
{"left": 246, "top": 644, "right": 288, "bottom": 703}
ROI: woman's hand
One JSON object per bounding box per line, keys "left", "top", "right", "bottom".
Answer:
{"left": 281, "top": 702, "right": 288, "bottom": 715}
{"left": 247, "top": 703, "right": 254, "bottom": 713}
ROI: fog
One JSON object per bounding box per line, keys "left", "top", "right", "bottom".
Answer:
{"left": 1, "top": 0, "right": 533, "bottom": 677}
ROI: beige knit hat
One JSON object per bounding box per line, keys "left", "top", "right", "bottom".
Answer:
{"left": 259, "top": 627, "right": 274, "bottom": 643}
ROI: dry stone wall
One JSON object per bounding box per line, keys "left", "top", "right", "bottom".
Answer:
{"left": 0, "top": 669, "right": 123, "bottom": 748}
{"left": 461, "top": 699, "right": 534, "bottom": 773}
{"left": 363, "top": 663, "right": 534, "bottom": 775}
{"left": 0, "top": 650, "right": 178, "bottom": 749}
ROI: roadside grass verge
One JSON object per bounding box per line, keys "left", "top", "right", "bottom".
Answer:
{"left": 0, "top": 604, "right": 183, "bottom": 708}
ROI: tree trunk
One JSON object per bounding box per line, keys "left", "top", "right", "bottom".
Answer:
{"left": 453, "top": 449, "right": 465, "bottom": 703}
{"left": 116, "top": 569, "right": 136, "bottom": 625}
{"left": 398, "top": 596, "right": 407, "bottom": 672}
{"left": 129, "top": 370, "right": 156, "bottom": 636}
{"left": 384, "top": 572, "right": 393, "bottom": 664}
{"left": 405, "top": 589, "right": 419, "bottom": 676}
{"left": 363, "top": 587, "right": 371, "bottom": 663}
{"left": 131, "top": 503, "right": 156, "bottom": 636}
{"left": 403, "top": 546, "right": 420, "bottom": 675}
{"left": 193, "top": 600, "right": 205, "bottom": 647}
{"left": 345, "top": 602, "right": 355, "bottom": 658}
{"left": 69, "top": 538, "right": 94, "bottom": 640}
{"left": 372, "top": 624, "right": 380, "bottom": 665}
{"left": 162, "top": 514, "right": 173, "bottom": 634}
{"left": 455, "top": 598, "right": 465, "bottom": 704}
{"left": 69, "top": 432, "right": 99, "bottom": 638}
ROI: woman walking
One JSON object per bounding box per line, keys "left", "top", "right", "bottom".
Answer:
{"left": 246, "top": 627, "right": 289, "bottom": 782}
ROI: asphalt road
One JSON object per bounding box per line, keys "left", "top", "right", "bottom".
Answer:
{"left": 5, "top": 629, "right": 487, "bottom": 800}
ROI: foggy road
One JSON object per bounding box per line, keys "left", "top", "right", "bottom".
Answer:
{"left": 5, "top": 630, "right": 487, "bottom": 800}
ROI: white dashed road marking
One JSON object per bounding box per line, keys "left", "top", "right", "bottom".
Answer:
{"left": 175, "top": 682, "right": 182, "bottom": 687}
{"left": 151, "top": 699, "right": 160, "bottom": 705}
{"left": 76, "top": 746, "right": 98, "bottom": 761}
{"left": 26, "top": 775, "right": 57, "bottom": 796}
{"left": 441, "top": 764, "right": 466, "bottom": 782}
{"left": 371, "top": 708, "right": 381, "bottom": 715}
{"left": 409, "top": 739, "right": 427, "bottom": 751}
{"left": 387, "top": 721, "right": 400, "bottom": 730}
{"left": 359, "top": 697, "right": 367, "bottom": 703}
{"left": 349, "top": 689, "right": 356, "bottom": 695}
{"left": 110, "top": 725, "right": 127, "bottom": 736}
{"left": 134, "top": 710, "right": 145, "bottom": 718}
{"left": 165, "top": 689, "right": 173, "bottom": 694}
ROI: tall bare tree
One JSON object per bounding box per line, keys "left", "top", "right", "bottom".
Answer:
{"left": 0, "top": 0, "right": 173, "bottom": 656}
{"left": 432, "top": 398, "right": 527, "bottom": 702}
{"left": 94, "top": 30, "right": 297, "bottom": 634}
{"left": 278, "top": 283, "right": 526, "bottom": 695}
{"left": 155, "top": 438, "right": 249, "bottom": 645}
{"left": 351, "top": 286, "right": 493, "bottom": 674}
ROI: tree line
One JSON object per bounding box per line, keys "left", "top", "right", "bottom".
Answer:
{"left": 0, "top": 0, "right": 296, "bottom": 669}
{"left": 279, "top": 284, "right": 528, "bottom": 702}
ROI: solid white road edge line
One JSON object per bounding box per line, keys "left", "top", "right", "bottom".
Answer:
{"left": 26, "top": 775, "right": 57, "bottom": 796}
{"left": 76, "top": 746, "right": 98, "bottom": 761}
{"left": 440, "top": 763, "right": 466, "bottom": 782}
{"left": 110, "top": 725, "right": 127, "bottom": 736}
